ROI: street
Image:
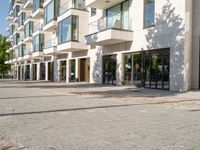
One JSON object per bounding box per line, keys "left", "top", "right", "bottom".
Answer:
{"left": 0, "top": 80, "right": 200, "bottom": 150}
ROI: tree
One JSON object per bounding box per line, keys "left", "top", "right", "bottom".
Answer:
{"left": 0, "top": 34, "right": 11, "bottom": 78}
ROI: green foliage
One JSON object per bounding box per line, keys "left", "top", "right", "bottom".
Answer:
{"left": 0, "top": 34, "right": 11, "bottom": 74}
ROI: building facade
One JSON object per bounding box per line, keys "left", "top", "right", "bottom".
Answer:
{"left": 5, "top": 0, "right": 199, "bottom": 92}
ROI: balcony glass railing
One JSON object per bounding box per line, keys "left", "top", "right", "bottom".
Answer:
{"left": 24, "top": 49, "right": 32, "bottom": 56}
{"left": 33, "top": 43, "right": 44, "bottom": 52}
{"left": 59, "top": 0, "right": 85, "bottom": 15}
{"left": 44, "top": 38, "right": 56, "bottom": 49}
{"left": 88, "top": 15, "right": 132, "bottom": 34}
{"left": 33, "top": 23, "right": 43, "bottom": 32}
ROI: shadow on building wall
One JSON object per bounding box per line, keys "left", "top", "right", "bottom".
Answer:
{"left": 145, "top": 0, "right": 186, "bottom": 91}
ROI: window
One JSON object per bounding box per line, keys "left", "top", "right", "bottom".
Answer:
{"left": 33, "top": 34, "right": 44, "bottom": 52}
{"left": 24, "top": 21, "right": 33, "bottom": 38}
{"left": 18, "top": 12, "right": 25, "bottom": 27}
{"left": 44, "top": 1, "right": 54, "bottom": 25}
{"left": 144, "top": 0, "right": 155, "bottom": 28}
{"left": 58, "top": 15, "right": 79, "bottom": 44}
{"left": 18, "top": 44, "right": 25, "bottom": 57}
{"left": 91, "top": 8, "right": 96, "bottom": 16}
{"left": 13, "top": 33, "right": 20, "bottom": 45}
{"left": 106, "top": 1, "right": 130, "bottom": 30}
{"left": 13, "top": 5, "right": 20, "bottom": 18}
{"left": 44, "top": 0, "right": 60, "bottom": 25}
{"left": 33, "top": 0, "right": 44, "bottom": 13}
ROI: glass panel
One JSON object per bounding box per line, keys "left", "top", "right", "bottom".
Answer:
{"left": 60, "top": 61, "right": 66, "bottom": 81}
{"left": 33, "top": 0, "right": 44, "bottom": 13}
{"left": 144, "top": 58, "right": 151, "bottom": 88}
{"left": 124, "top": 54, "right": 132, "bottom": 85}
{"left": 163, "top": 56, "right": 169, "bottom": 89}
{"left": 33, "top": 34, "right": 44, "bottom": 52}
{"left": 69, "top": 59, "right": 76, "bottom": 81}
{"left": 122, "top": 1, "right": 129, "bottom": 29}
{"left": 144, "top": 0, "right": 155, "bottom": 27}
{"left": 157, "top": 58, "right": 163, "bottom": 89}
{"left": 107, "top": 4, "right": 121, "bottom": 28}
{"left": 103, "top": 55, "right": 116, "bottom": 85}
{"left": 44, "top": 0, "right": 54, "bottom": 25}
{"left": 62, "top": 16, "right": 71, "bottom": 42}
{"left": 150, "top": 55, "right": 157, "bottom": 88}
{"left": 133, "top": 54, "right": 142, "bottom": 86}
{"left": 72, "top": 16, "right": 78, "bottom": 41}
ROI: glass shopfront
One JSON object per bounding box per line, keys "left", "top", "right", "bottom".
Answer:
{"left": 103, "top": 55, "right": 117, "bottom": 85}
{"left": 69, "top": 59, "right": 76, "bottom": 82}
{"left": 124, "top": 49, "right": 170, "bottom": 90}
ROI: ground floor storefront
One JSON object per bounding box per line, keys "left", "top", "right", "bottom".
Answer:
{"left": 12, "top": 48, "right": 171, "bottom": 90}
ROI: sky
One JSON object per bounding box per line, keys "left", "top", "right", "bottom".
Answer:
{"left": 0, "top": 0, "right": 9, "bottom": 36}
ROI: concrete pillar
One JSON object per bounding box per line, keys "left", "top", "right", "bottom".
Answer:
{"left": 57, "top": 60, "right": 61, "bottom": 82}
{"left": 53, "top": 56, "right": 58, "bottom": 82}
{"left": 45, "top": 62, "right": 48, "bottom": 81}
{"left": 116, "top": 53, "right": 123, "bottom": 86}
{"left": 66, "top": 60, "right": 69, "bottom": 83}
{"left": 75, "top": 58, "right": 79, "bottom": 82}
{"left": 37, "top": 63, "right": 40, "bottom": 80}
{"left": 30, "top": 63, "right": 33, "bottom": 80}
{"left": 16, "top": 65, "right": 19, "bottom": 80}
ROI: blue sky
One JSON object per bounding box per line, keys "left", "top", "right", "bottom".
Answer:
{"left": 0, "top": 1, "right": 9, "bottom": 36}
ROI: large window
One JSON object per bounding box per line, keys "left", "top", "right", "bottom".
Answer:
{"left": 33, "top": 34, "right": 44, "bottom": 52}
{"left": 106, "top": 1, "right": 129, "bottom": 30}
{"left": 18, "top": 44, "right": 25, "bottom": 57}
{"left": 33, "top": 0, "right": 44, "bottom": 13}
{"left": 144, "top": 0, "right": 155, "bottom": 28}
{"left": 13, "top": 5, "right": 20, "bottom": 18}
{"left": 44, "top": 1, "right": 54, "bottom": 25}
{"left": 58, "top": 15, "right": 78, "bottom": 44}
{"left": 44, "top": 0, "right": 60, "bottom": 25}
{"left": 24, "top": 21, "right": 33, "bottom": 38}
{"left": 18, "top": 12, "right": 26, "bottom": 27}
{"left": 13, "top": 33, "right": 20, "bottom": 46}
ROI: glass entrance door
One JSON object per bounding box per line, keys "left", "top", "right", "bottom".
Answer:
{"left": 144, "top": 53, "right": 169, "bottom": 90}
{"left": 60, "top": 61, "right": 66, "bottom": 82}
{"left": 133, "top": 54, "right": 142, "bottom": 86}
{"left": 103, "top": 55, "right": 117, "bottom": 85}
{"left": 124, "top": 54, "right": 132, "bottom": 85}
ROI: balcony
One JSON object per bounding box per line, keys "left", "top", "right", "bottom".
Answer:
{"left": 18, "top": 25, "right": 24, "bottom": 31}
{"left": 32, "top": 43, "right": 44, "bottom": 58}
{"left": 85, "top": 0, "right": 125, "bottom": 9}
{"left": 24, "top": 36, "right": 32, "bottom": 42}
{"left": 57, "top": 41, "right": 88, "bottom": 52}
{"left": 6, "top": 16, "right": 13, "bottom": 21}
{"left": 33, "top": 23, "right": 44, "bottom": 36}
{"left": 59, "top": 0, "right": 86, "bottom": 16}
{"left": 85, "top": 16, "right": 133, "bottom": 46}
{"left": 32, "top": 8, "right": 44, "bottom": 19}
{"left": 23, "top": 51, "right": 32, "bottom": 60}
{"left": 43, "top": 38, "right": 57, "bottom": 55}
{"left": 43, "top": 21, "right": 57, "bottom": 31}
{"left": 23, "top": 0, "right": 33, "bottom": 10}
{"left": 32, "top": 0, "right": 44, "bottom": 19}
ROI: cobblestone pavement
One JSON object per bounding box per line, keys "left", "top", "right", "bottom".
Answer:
{"left": 0, "top": 80, "right": 200, "bottom": 150}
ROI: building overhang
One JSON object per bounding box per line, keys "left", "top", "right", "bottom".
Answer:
{"left": 85, "top": 0, "right": 125, "bottom": 9}
{"left": 85, "top": 29, "right": 133, "bottom": 46}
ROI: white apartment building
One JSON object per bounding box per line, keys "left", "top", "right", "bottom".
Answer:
{"left": 5, "top": 0, "right": 200, "bottom": 92}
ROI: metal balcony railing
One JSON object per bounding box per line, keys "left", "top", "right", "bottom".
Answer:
{"left": 89, "top": 15, "right": 132, "bottom": 34}
{"left": 59, "top": 0, "right": 85, "bottom": 15}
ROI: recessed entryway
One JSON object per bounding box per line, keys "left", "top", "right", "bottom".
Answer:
{"left": 79, "top": 58, "right": 90, "bottom": 82}
{"left": 103, "top": 55, "right": 117, "bottom": 85}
